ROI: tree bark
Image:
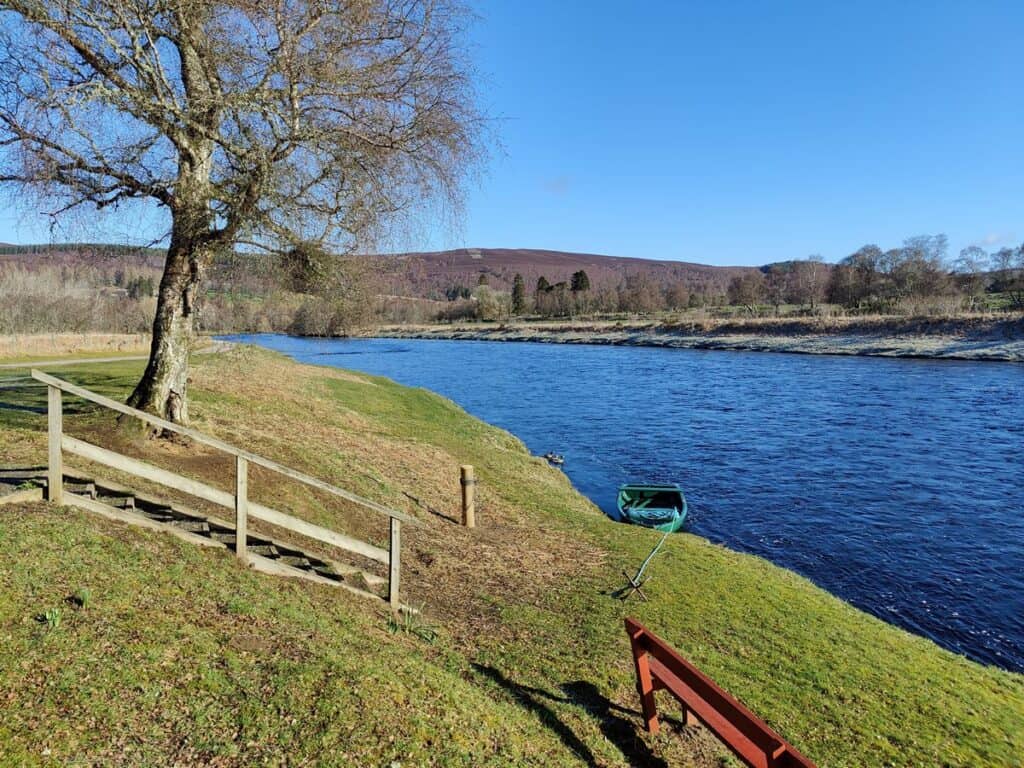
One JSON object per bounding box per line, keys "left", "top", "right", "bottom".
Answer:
{"left": 127, "top": 228, "right": 208, "bottom": 424}
{"left": 128, "top": 163, "right": 213, "bottom": 426}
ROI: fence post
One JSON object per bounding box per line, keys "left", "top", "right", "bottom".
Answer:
{"left": 389, "top": 517, "right": 401, "bottom": 610}
{"left": 235, "top": 455, "right": 248, "bottom": 564}
{"left": 47, "top": 385, "right": 63, "bottom": 504}
{"left": 460, "top": 465, "right": 475, "bottom": 528}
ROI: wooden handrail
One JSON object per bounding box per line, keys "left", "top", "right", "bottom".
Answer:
{"left": 30, "top": 369, "right": 415, "bottom": 525}
{"left": 34, "top": 369, "right": 411, "bottom": 610}
{"left": 625, "top": 618, "right": 816, "bottom": 768}
{"left": 62, "top": 435, "right": 390, "bottom": 564}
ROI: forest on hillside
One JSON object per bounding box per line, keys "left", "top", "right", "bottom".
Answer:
{"left": 1, "top": 236, "right": 1022, "bottom": 336}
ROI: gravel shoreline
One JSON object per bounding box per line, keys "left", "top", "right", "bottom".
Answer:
{"left": 373, "top": 320, "right": 1024, "bottom": 362}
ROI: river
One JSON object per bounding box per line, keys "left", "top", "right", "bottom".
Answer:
{"left": 223, "top": 334, "right": 1024, "bottom": 672}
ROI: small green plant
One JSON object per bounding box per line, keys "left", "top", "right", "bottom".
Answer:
{"left": 42, "top": 607, "right": 62, "bottom": 631}
{"left": 70, "top": 587, "right": 92, "bottom": 610}
{"left": 386, "top": 608, "right": 437, "bottom": 644}
{"left": 223, "top": 597, "right": 255, "bottom": 616}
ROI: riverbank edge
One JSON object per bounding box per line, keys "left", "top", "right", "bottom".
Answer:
{"left": 370, "top": 320, "right": 1024, "bottom": 362}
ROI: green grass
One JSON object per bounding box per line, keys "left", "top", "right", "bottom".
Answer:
{"left": 0, "top": 507, "right": 576, "bottom": 766}
{"left": 0, "top": 346, "right": 1021, "bottom": 767}
{"left": 983, "top": 292, "right": 1024, "bottom": 312}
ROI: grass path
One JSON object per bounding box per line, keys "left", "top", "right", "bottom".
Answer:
{"left": 0, "top": 339, "right": 228, "bottom": 369}
{"left": 0, "top": 353, "right": 151, "bottom": 369}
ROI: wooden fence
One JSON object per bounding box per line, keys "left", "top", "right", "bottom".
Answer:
{"left": 625, "top": 617, "right": 815, "bottom": 768}
{"left": 32, "top": 369, "right": 415, "bottom": 610}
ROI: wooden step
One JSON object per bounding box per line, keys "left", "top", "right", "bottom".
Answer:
{"left": 140, "top": 509, "right": 176, "bottom": 521}
{"left": 35, "top": 466, "right": 398, "bottom": 607}
{"left": 64, "top": 492, "right": 225, "bottom": 549}
{"left": 248, "top": 544, "right": 280, "bottom": 557}
{"left": 278, "top": 555, "right": 314, "bottom": 569}
{"left": 65, "top": 481, "right": 96, "bottom": 499}
{"left": 0, "top": 485, "right": 44, "bottom": 505}
{"left": 167, "top": 519, "right": 211, "bottom": 534}
{"left": 248, "top": 553, "right": 387, "bottom": 599}
{"left": 97, "top": 494, "right": 136, "bottom": 510}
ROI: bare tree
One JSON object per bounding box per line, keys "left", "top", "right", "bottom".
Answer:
{"left": 0, "top": 0, "right": 482, "bottom": 423}
{"left": 787, "top": 256, "right": 829, "bottom": 311}
{"left": 954, "top": 245, "right": 990, "bottom": 307}
{"left": 878, "top": 235, "right": 950, "bottom": 303}
{"left": 763, "top": 264, "right": 788, "bottom": 315}
{"left": 617, "top": 273, "right": 662, "bottom": 315}
{"left": 992, "top": 244, "right": 1024, "bottom": 309}
{"left": 726, "top": 271, "right": 765, "bottom": 314}
{"left": 843, "top": 244, "right": 884, "bottom": 306}
{"left": 663, "top": 280, "right": 691, "bottom": 312}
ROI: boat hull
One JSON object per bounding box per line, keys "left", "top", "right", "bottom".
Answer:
{"left": 617, "top": 484, "right": 688, "bottom": 533}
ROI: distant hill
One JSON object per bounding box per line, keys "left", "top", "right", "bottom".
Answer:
{"left": 376, "top": 247, "right": 755, "bottom": 299}
{"left": 0, "top": 242, "right": 166, "bottom": 269}
{"left": 0, "top": 242, "right": 758, "bottom": 302}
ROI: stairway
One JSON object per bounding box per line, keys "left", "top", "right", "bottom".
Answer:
{"left": 0, "top": 467, "right": 389, "bottom": 600}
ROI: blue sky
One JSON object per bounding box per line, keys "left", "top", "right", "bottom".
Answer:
{"left": 456, "top": 0, "right": 1023, "bottom": 265}
{"left": 1, "top": 1, "right": 1021, "bottom": 266}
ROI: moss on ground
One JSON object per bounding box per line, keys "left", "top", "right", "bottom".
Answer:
{"left": 0, "top": 347, "right": 1021, "bottom": 767}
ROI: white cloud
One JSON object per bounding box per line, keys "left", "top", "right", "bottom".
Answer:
{"left": 974, "top": 232, "right": 1015, "bottom": 247}
{"left": 541, "top": 175, "right": 571, "bottom": 196}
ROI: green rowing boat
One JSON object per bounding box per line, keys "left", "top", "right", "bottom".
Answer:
{"left": 616, "top": 483, "right": 688, "bottom": 533}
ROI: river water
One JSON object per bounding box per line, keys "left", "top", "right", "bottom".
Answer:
{"left": 223, "top": 334, "right": 1024, "bottom": 672}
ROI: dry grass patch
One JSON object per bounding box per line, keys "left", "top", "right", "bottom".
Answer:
{"left": 62, "top": 349, "right": 606, "bottom": 647}
{"left": 0, "top": 333, "right": 150, "bottom": 361}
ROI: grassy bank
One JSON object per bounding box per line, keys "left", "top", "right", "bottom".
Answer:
{"left": 1, "top": 348, "right": 1021, "bottom": 766}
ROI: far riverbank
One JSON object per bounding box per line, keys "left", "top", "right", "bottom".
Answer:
{"left": 372, "top": 314, "right": 1024, "bottom": 362}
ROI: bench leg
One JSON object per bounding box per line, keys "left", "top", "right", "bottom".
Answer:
{"left": 683, "top": 704, "right": 699, "bottom": 727}
{"left": 631, "top": 646, "right": 660, "bottom": 734}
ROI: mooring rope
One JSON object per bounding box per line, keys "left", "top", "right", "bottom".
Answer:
{"left": 633, "top": 528, "right": 672, "bottom": 582}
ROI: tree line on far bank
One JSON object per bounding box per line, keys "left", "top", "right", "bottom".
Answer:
{"left": 443, "top": 268, "right": 719, "bottom": 321}
{"left": 443, "top": 235, "right": 1024, "bottom": 321}
{"left": 3, "top": 234, "right": 1022, "bottom": 336}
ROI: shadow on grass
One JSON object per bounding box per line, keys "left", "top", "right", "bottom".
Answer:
{"left": 0, "top": 401, "right": 46, "bottom": 414}
{"left": 0, "top": 369, "right": 136, "bottom": 431}
{"left": 472, "top": 664, "right": 668, "bottom": 768}
{"left": 401, "top": 490, "right": 461, "bottom": 525}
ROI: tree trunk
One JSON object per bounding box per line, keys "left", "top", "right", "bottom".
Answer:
{"left": 128, "top": 84, "right": 215, "bottom": 427}
{"left": 127, "top": 229, "right": 208, "bottom": 425}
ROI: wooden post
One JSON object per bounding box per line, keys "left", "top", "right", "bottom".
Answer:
{"left": 460, "top": 465, "right": 475, "bottom": 528}
{"left": 389, "top": 517, "right": 401, "bottom": 610}
{"left": 235, "top": 455, "right": 248, "bottom": 564}
{"left": 47, "top": 385, "right": 63, "bottom": 504}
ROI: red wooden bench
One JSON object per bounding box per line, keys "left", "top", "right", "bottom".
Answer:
{"left": 625, "top": 618, "right": 816, "bottom": 768}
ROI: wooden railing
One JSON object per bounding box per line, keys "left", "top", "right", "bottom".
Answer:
{"left": 32, "top": 370, "right": 415, "bottom": 610}
{"left": 625, "top": 618, "right": 815, "bottom": 768}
